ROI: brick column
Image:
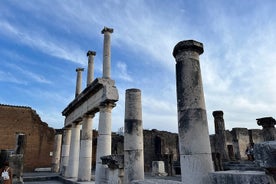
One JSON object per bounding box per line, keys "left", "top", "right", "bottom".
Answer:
{"left": 60, "top": 128, "right": 71, "bottom": 176}
{"left": 52, "top": 131, "right": 62, "bottom": 173}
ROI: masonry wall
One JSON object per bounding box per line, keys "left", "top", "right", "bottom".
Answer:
{"left": 0, "top": 104, "right": 55, "bottom": 172}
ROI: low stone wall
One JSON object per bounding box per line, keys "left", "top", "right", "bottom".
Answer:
{"left": 131, "top": 179, "right": 181, "bottom": 184}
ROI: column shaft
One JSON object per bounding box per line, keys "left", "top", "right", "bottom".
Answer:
{"left": 101, "top": 27, "right": 113, "bottom": 78}
{"left": 87, "top": 51, "right": 96, "bottom": 86}
{"left": 95, "top": 103, "right": 114, "bottom": 184}
{"left": 52, "top": 133, "right": 62, "bottom": 173}
{"left": 61, "top": 128, "right": 71, "bottom": 176}
{"left": 65, "top": 124, "right": 81, "bottom": 178}
{"left": 124, "top": 89, "right": 144, "bottom": 184}
{"left": 173, "top": 40, "right": 213, "bottom": 184}
{"left": 75, "top": 68, "right": 84, "bottom": 97}
{"left": 78, "top": 115, "right": 93, "bottom": 181}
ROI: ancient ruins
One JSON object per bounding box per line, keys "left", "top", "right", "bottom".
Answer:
{"left": 0, "top": 26, "right": 276, "bottom": 184}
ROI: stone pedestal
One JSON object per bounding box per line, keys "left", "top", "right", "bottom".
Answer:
{"left": 101, "top": 155, "right": 124, "bottom": 184}
{"left": 173, "top": 40, "right": 213, "bottom": 184}
{"left": 65, "top": 123, "right": 80, "bottom": 179}
{"left": 52, "top": 132, "right": 62, "bottom": 173}
{"left": 124, "top": 89, "right": 144, "bottom": 184}
{"left": 60, "top": 128, "right": 71, "bottom": 176}
{"left": 152, "top": 161, "right": 168, "bottom": 176}
{"left": 78, "top": 115, "right": 93, "bottom": 181}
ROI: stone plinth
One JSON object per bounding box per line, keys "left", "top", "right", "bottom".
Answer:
{"left": 209, "top": 170, "right": 275, "bottom": 184}
{"left": 101, "top": 154, "right": 124, "bottom": 184}
{"left": 254, "top": 141, "right": 276, "bottom": 173}
{"left": 152, "top": 161, "right": 168, "bottom": 176}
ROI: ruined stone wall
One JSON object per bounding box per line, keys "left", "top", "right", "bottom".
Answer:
{"left": 0, "top": 104, "right": 55, "bottom": 171}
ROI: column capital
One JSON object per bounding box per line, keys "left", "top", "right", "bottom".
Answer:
{"left": 257, "top": 117, "right": 276, "bottom": 128}
{"left": 101, "top": 26, "right": 114, "bottom": 34}
{"left": 76, "top": 67, "right": 84, "bottom": 72}
{"left": 212, "top": 110, "right": 224, "bottom": 118}
{"left": 87, "top": 50, "right": 96, "bottom": 57}
{"left": 173, "top": 40, "right": 204, "bottom": 58}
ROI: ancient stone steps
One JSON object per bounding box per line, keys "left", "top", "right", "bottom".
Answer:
{"left": 223, "top": 161, "right": 264, "bottom": 171}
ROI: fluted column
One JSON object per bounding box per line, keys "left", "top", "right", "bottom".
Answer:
{"left": 124, "top": 89, "right": 144, "bottom": 184}
{"left": 65, "top": 123, "right": 81, "bottom": 179}
{"left": 75, "top": 68, "right": 84, "bottom": 97}
{"left": 87, "top": 51, "right": 96, "bottom": 86}
{"left": 95, "top": 102, "right": 115, "bottom": 184}
{"left": 52, "top": 131, "right": 62, "bottom": 173}
{"left": 78, "top": 115, "right": 94, "bottom": 181}
{"left": 60, "top": 128, "right": 71, "bottom": 176}
{"left": 101, "top": 27, "right": 113, "bottom": 79}
{"left": 173, "top": 40, "right": 214, "bottom": 184}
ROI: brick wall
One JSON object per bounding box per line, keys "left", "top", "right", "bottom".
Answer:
{"left": 0, "top": 104, "right": 55, "bottom": 172}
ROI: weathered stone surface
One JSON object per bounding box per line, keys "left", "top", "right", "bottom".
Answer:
{"left": 151, "top": 161, "right": 167, "bottom": 176}
{"left": 101, "top": 154, "right": 124, "bottom": 169}
{"left": 209, "top": 170, "right": 274, "bottom": 184}
{"left": 131, "top": 179, "right": 181, "bottom": 184}
{"left": 254, "top": 141, "right": 276, "bottom": 169}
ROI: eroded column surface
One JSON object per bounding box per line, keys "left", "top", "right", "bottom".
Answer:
{"left": 95, "top": 102, "right": 115, "bottom": 184}
{"left": 257, "top": 117, "right": 276, "bottom": 141}
{"left": 87, "top": 51, "right": 96, "bottom": 86}
{"left": 101, "top": 27, "right": 113, "bottom": 79}
{"left": 52, "top": 131, "right": 62, "bottom": 173}
{"left": 173, "top": 40, "right": 213, "bottom": 184}
{"left": 65, "top": 123, "right": 81, "bottom": 179}
{"left": 78, "top": 115, "right": 93, "bottom": 181}
{"left": 61, "top": 128, "right": 71, "bottom": 176}
{"left": 75, "top": 68, "right": 84, "bottom": 97}
{"left": 213, "top": 110, "right": 229, "bottom": 161}
{"left": 124, "top": 89, "right": 144, "bottom": 184}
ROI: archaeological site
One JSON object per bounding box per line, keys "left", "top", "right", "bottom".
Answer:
{"left": 0, "top": 27, "right": 275, "bottom": 184}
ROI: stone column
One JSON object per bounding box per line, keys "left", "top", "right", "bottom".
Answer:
{"left": 60, "top": 128, "right": 71, "bottom": 176}
{"left": 95, "top": 102, "right": 115, "bottom": 184}
{"left": 213, "top": 110, "right": 229, "bottom": 161}
{"left": 257, "top": 117, "right": 276, "bottom": 141}
{"left": 101, "top": 27, "right": 113, "bottom": 79}
{"left": 75, "top": 67, "right": 84, "bottom": 97}
{"left": 87, "top": 51, "right": 96, "bottom": 86}
{"left": 78, "top": 115, "right": 93, "bottom": 181}
{"left": 124, "top": 88, "right": 144, "bottom": 184}
{"left": 52, "top": 130, "right": 62, "bottom": 173}
{"left": 173, "top": 40, "right": 214, "bottom": 184}
{"left": 65, "top": 123, "right": 81, "bottom": 179}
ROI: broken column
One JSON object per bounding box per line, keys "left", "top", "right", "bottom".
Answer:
{"left": 75, "top": 67, "right": 84, "bottom": 97}
{"left": 257, "top": 117, "right": 276, "bottom": 141}
{"left": 173, "top": 40, "right": 214, "bottom": 184}
{"left": 60, "top": 128, "right": 71, "bottom": 176}
{"left": 101, "top": 27, "right": 113, "bottom": 79}
{"left": 213, "top": 110, "right": 229, "bottom": 162}
{"left": 65, "top": 123, "right": 81, "bottom": 179}
{"left": 78, "top": 115, "right": 93, "bottom": 181}
{"left": 52, "top": 130, "right": 62, "bottom": 173}
{"left": 87, "top": 51, "right": 96, "bottom": 86}
{"left": 95, "top": 103, "right": 115, "bottom": 184}
{"left": 124, "top": 88, "right": 144, "bottom": 184}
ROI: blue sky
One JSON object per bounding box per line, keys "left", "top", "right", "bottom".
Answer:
{"left": 1, "top": 0, "right": 276, "bottom": 134}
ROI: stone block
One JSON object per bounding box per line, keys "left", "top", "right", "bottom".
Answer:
{"left": 131, "top": 179, "right": 181, "bottom": 184}
{"left": 151, "top": 161, "right": 167, "bottom": 176}
{"left": 254, "top": 141, "right": 276, "bottom": 169}
{"left": 209, "top": 170, "right": 274, "bottom": 184}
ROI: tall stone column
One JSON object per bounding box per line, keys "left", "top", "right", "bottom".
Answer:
{"left": 65, "top": 123, "right": 81, "bottom": 179}
{"left": 95, "top": 102, "right": 115, "bottom": 184}
{"left": 173, "top": 40, "right": 214, "bottom": 184}
{"left": 52, "top": 130, "right": 62, "bottom": 173}
{"left": 78, "top": 115, "right": 93, "bottom": 181}
{"left": 124, "top": 88, "right": 144, "bottom": 184}
{"left": 60, "top": 128, "right": 71, "bottom": 176}
{"left": 257, "top": 117, "right": 276, "bottom": 141}
{"left": 75, "top": 67, "right": 84, "bottom": 97}
{"left": 101, "top": 27, "right": 113, "bottom": 79}
{"left": 87, "top": 51, "right": 96, "bottom": 86}
{"left": 213, "top": 110, "right": 229, "bottom": 161}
